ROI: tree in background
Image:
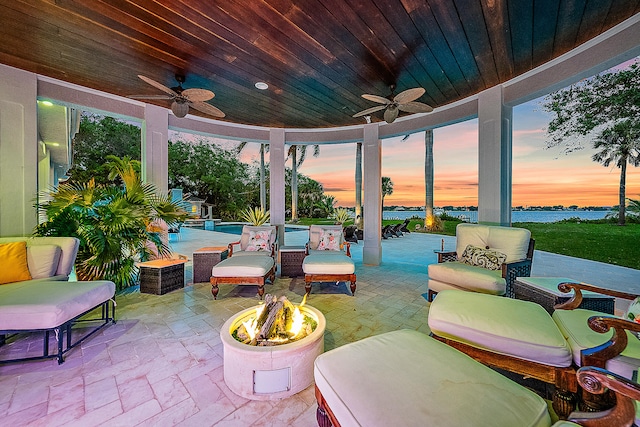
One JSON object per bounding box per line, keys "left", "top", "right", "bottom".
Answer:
{"left": 543, "top": 62, "right": 640, "bottom": 225}
{"left": 69, "top": 114, "right": 141, "bottom": 184}
{"left": 354, "top": 142, "right": 363, "bottom": 228}
{"left": 287, "top": 170, "right": 325, "bottom": 218}
{"left": 168, "top": 139, "right": 259, "bottom": 219}
{"left": 423, "top": 130, "right": 443, "bottom": 231}
{"left": 382, "top": 176, "right": 394, "bottom": 216}
{"left": 288, "top": 144, "right": 320, "bottom": 221}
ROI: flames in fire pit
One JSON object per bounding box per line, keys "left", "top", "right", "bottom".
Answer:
{"left": 232, "top": 294, "right": 317, "bottom": 346}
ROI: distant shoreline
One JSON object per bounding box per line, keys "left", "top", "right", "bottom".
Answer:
{"left": 382, "top": 210, "right": 613, "bottom": 223}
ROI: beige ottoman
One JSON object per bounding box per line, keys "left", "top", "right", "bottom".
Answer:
{"left": 302, "top": 251, "right": 356, "bottom": 296}
{"left": 314, "top": 330, "right": 552, "bottom": 427}
{"left": 210, "top": 254, "right": 275, "bottom": 299}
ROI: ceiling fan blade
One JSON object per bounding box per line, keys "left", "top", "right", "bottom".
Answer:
{"left": 352, "top": 105, "right": 387, "bottom": 117}
{"left": 128, "top": 94, "right": 174, "bottom": 100}
{"left": 362, "top": 94, "right": 391, "bottom": 104}
{"left": 394, "top": 87, "right": 425, "bottom": 104}
{"left": 190, "top": 101, "right": 226, "bottom": 118}
{"left": 138, "top": 75, "right": 178, "bottom": 96}
{"left": 384, "top": 106, "right": 399, "bottom": 123}
{"left": 398, "top": 101, "right": 433, "bottom": 113}
{"left": 182, "top": 88, "right": 214, "bottom": 102}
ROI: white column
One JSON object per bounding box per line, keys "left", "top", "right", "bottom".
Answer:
{"left": 142, "top": 104, "right": 169, "bottom": 194}
{"left": 269, "top": 128, "right": 286, "bottom": 245}
{"left": 478, "top": 85, "right": 512, "bottom": 226}
{"left": 362, "top": 123, "right": 382, "bottom": 265}
{"left": 0, "top": 65, "right": 38, "bottom": 236}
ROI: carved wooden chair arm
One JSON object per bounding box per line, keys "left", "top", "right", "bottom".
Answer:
{"left": 581, "top": 316, "right": 640, "bottom": 368}
{"left": 555, "top": 282, "right": 637, "bottom": 311}
{"left": 227, "top": 240, "right": 241, "bottom": 257}
{"left": 343, "top": 241, "right": 351, "bottom": 257}
{"left": 567, "top": 366, "right": 639, "bottom": 427}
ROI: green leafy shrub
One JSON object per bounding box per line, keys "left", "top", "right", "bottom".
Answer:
{"left": 35, "top": 156, "right": 188, "bottom": 291}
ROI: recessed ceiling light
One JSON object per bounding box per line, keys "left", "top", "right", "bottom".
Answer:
{"left": 255, "top": 82, "right": 268, "bottom": 90}
{"left": 39, "top": 100, "right": 53, "bottom": 106}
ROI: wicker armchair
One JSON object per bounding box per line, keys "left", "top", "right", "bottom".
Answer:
{"left": 427, "top": 223, "right": 534, "bottom": 301}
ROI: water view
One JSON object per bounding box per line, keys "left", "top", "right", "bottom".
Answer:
{"left": 383, "top": 210, "right": 613, "bottom": 223}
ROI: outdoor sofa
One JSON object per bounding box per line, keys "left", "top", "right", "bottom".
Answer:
{"left": 0, "top": 236, "right": 116, "bottom": 364}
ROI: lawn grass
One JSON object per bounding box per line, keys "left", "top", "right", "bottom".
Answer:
{"left": 289, "top": 216, "right": 640, "bottom": 270}
{"left": 512, "top": 222, "right": 640, "bottom": 270}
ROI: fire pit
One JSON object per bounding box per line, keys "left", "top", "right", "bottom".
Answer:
{"left": 220, "top": 295, "right": 326, "bottom": 400}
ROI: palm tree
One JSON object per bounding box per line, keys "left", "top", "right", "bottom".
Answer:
{"left": 35, "top": 155, "right": 188, "bottom": 290}
{"left": 237, "top": 141, "right": 269, "bottom": 211}
{"left": 381, "top": 176, "right": 394, "bottom": 217}
{"left": 355, "top": 142, "right": 363, "bottom": 228}
{"left": 591, "top": 122, "right": 640, "bottom": 225}
{"left": 288, "top": 144, "right": 319, "bottom": 221}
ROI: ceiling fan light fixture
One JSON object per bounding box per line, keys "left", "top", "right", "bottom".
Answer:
{"left": 255, "top": 81, "right": 269, "bottom": 90}
{"left": 171, "top": 101, "right": 189, "bottom": 118}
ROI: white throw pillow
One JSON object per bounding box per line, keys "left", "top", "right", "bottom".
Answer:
{"left": 460, "top": 244, "right": 506, "bottom": 271}
{"left": 317, "top": 230, "right": 340, "bottom": 251}
{"left": 245, "top": 230, "right": 272, "bottom": 252}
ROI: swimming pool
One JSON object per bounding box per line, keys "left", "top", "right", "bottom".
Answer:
{"left": 212, "top": 224, "right": 305, "bottom": 235}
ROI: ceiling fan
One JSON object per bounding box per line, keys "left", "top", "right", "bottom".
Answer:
{"left": 129, "top": 74, "right": 225, "bottom": 119}
{"left": 353, "top": 85, "right": 433, "bottom": 123}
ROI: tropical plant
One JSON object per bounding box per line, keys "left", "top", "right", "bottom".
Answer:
{"left": 240, "top": 206, "right": 270, "bottom": 226}
{"left": 332, "top": 208, "right": 351, "bottom": 225}
{"left": 424, "top": 130, "right": 439, "bottom": 230}
{"left": 168, "top": 139, "right": 259, "bottom": 219}
{"left": 627, "top": 196, "right": 640, "bottom": 218}
{"left": 68, "top": 113, "right": 141, "bottom": 185}
{"left": 382, "top": 176, "right": 394, "bottom": 215}
{"left": 542, "top": 61, "right": 640, "bottom": 225}
{"left": 288, "top": 144, "right": 320, "bottom": 221}
{"left": 354, "top": 142, "right": 363, "bottom": 228}
{"left": 34, "top": 156, "right": 188, "bottom": 291}
{"left": 315, "top": 195, "right": 337, "bottom": 218}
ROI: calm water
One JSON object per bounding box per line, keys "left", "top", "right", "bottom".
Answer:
{"left": 212, "top": 224, "right": 300, "bottom": 235}
{"left": 383, "top": 210, "right": 613, "bottom": 223}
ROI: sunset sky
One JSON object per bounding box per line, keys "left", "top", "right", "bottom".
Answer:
{"left": 193, "top": 59, "right": 640, "bottom": 209}
{"left": 232, "top": 96, "right": 640, "bottom": 209}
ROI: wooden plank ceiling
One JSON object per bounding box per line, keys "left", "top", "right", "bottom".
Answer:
{"left": 1, "top": 0, "right": 638, "bottom": 128}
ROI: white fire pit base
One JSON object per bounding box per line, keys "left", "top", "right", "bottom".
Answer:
{"left": 220, "top": 304, "right": 326, "bottom": 400}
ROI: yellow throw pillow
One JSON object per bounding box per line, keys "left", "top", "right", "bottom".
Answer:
{"left": 0, "top": 241, "right": 32, "bottom": 284}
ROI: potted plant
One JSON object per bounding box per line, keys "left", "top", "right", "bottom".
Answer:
{"left": 240, "top": 207, "right": 270, "bottom": 226}
{"left": 332, "top": 208, "right": 351, "bottom": 225}
{"left": 34, "top": 156, "right": 188, "bottom": 291}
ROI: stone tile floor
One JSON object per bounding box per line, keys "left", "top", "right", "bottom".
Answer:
{"left": 1, "top": 227, "right": 639, "bottom": 426}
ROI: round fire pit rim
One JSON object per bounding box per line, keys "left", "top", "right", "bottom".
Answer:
{"left": 220, "top": 303, "right": 326, "bottom": 353}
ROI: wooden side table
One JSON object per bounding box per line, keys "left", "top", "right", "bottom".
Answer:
{"left": 279, "top": 246, "right": 306, "bottom": 277}
{"left": 514, "top": 277, "right": 615, "bottom": 315}
{"left": 138, "top": 259, "right": 186, "bottom": 295}
{"left": 193, "top": 246, "right": 229, "bottom": 283}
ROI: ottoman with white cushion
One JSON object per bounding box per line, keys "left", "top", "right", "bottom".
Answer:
{"left": 0, "top": 279, "right": 116, "bottom": 364}
{"left": 314, "top": 329, "right": 554, "bottom": 427}
{"left": 302, "top": 251, "right": 356, "bottom": 296}
{"left": 210, "top": 254, "right": 276, "bottom": 299}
